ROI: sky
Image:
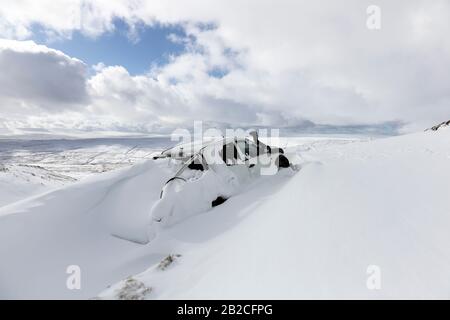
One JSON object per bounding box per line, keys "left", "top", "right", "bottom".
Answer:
{"left": 0, "top": 0, "right": 449, "bottom": 136}
{"left": 32, "top": 20, "right": 186, "bottom": 75}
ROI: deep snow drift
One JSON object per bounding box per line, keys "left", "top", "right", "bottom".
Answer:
{"left": 1, "top": 131, "right": 450, "bottom": 299}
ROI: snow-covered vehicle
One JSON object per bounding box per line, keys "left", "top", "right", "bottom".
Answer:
{"left": 148, "top": 132, "right": 290, "bottom": 238}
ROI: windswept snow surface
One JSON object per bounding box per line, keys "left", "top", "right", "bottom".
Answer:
{"left": 1, "top": 131, "right": 450, "bottom": 299}
{"left": 0, "top": 137, "right": 172, "bottom": 206}
{"left": 0, "top": 160, "right": 176, "bottom": 299}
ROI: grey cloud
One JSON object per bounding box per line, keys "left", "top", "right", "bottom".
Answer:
{"left": 0, "top": 46, "right": 89, "bottom": 111}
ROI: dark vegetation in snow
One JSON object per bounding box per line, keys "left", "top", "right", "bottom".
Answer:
{"left": 158, "top": 254, "right": 182, "bottom": 271}
{"left": 116, "top": 277, "right": 152, "bottom": 300}
{"left": 427, "top": 120, "right": 450, "bottom": 131}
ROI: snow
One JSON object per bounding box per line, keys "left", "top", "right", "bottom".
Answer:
{"left": 427, "top": 119, "right": 450, "bottom": 132}
{"left": 154, "top": 132, "right": 450, "bottom": 299}
{"left": 1, "top": 131, "right": 450, "bottom": 299}
{"left": 0, "top": 164, "right": 76, "bottom": 207}
{"left": 0, "top": 137, "right": 172, "bottom": 207}
{"left": 0, "top": 160, "right": 177, "bottom": 299}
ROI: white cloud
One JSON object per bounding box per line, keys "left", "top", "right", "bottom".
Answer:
{"left": 0, "top": 0, "right": 150, "bottom": 40}
{"left": 1, "top": 0, "right": 450, "bottom": 133}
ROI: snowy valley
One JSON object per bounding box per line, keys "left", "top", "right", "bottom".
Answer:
{"left": 0, "top": 137, "right": 172, "bottom": 207}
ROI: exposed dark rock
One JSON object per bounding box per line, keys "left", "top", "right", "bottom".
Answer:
{"left": 426, "top": 120, "right": 450, "bottom": 131}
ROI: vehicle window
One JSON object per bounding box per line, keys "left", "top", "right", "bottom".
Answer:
{"left": 187, "top": 155, "right": 205, "bottom": 171}
{"left": 220, "top": 142, "right": 239, "bottom": 165}
{"left": 175, "top": 154, "right": 206, "bottom": 177}
{"left": 247, "top": 141, "right": 258, "bottom": 158}
{"left": 237, "top": 140, "right": 258, "bottom": 159}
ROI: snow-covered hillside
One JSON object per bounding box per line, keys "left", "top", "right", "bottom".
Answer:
{"left": 0, "top": 137, "right": 172, "bottom": 206}
{"left": 427, "top": 120, "right": 450, "bottom": 131}
{"left": 0, "top": 164, "right": 76, "bottom": 207}
{"left": 1, "top": 131, "right": 449, "bottom": 299}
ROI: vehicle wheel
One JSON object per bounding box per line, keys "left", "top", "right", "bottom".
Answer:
{"left": 276, "top": 154, "right": 290, "bottom": 168}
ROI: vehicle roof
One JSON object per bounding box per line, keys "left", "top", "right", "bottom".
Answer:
{"left": 161, "top": 136, "right": 254, "bottom": 159}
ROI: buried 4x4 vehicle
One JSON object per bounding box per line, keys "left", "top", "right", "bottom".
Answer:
{"left": 148, "top": 131, "right": 293, "bottom": 239}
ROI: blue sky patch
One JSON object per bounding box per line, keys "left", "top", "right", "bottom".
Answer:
{"left": 32, "top": 19, "right": 187, "bottom": 75}
{"left": 208, "top": 67, "right": 229, "bottom": 79}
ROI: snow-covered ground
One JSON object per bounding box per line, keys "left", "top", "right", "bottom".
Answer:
{"left": 0, "top": 137, "right": 172, "bottom": 207}
{"left": 1, "top": 130, "right": 449, "bottom": 299}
